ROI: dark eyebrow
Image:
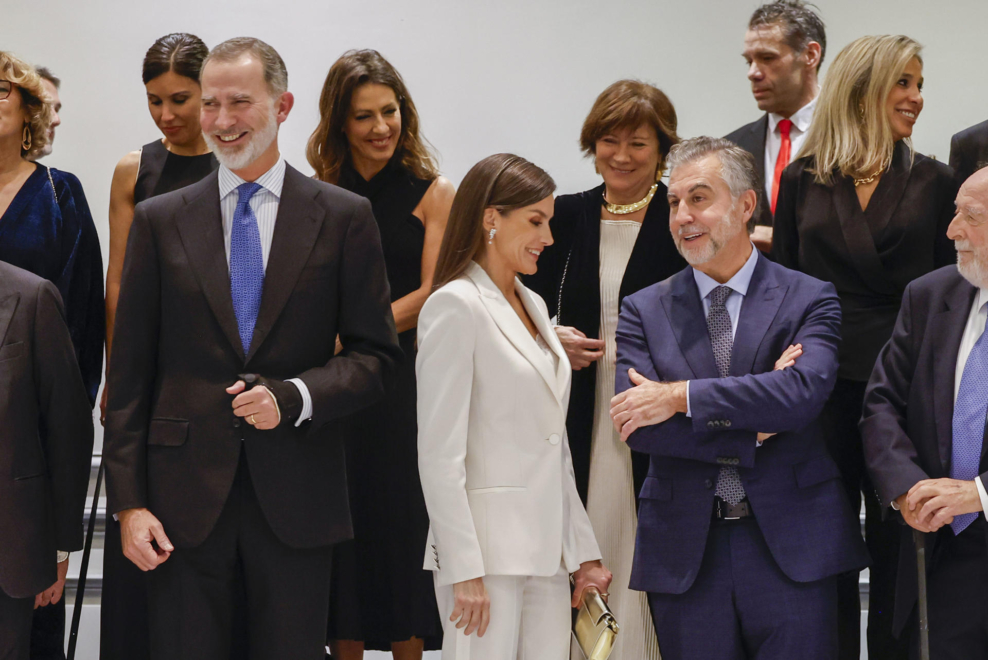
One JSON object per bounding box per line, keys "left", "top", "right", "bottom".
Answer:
{"left": 687, "top": 182, "right": 714, "bottom": 194}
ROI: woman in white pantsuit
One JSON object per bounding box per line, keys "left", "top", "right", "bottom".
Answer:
{"left": 417, "top": 154, "right": 612, "bottom": 660}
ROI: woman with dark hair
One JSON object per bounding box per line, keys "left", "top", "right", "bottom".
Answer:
{"left": 307, "top": 49, "right": 453, "bottom": 660}
{"left": 524, "top": 79, "right": 686, "bottom": 660}
{"left": 0, "top": 50, "right": 102, "bottom": 660}
{"left": 418, "top": 153, "right": 610, "bottom": 659}
{"left": 101, "top": 33, "right": 217, "bottom": 660}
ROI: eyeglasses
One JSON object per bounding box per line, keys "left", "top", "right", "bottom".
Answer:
{"left": 0, "top": 81, "right": 11, "bottom": 101}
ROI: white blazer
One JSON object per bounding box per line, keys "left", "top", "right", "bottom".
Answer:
{"left": 416, "top": 262, "right": 601, "bottom": 587}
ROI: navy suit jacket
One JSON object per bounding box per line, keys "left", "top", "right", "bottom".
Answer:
{"left": 617, "top": 252, "right": 869, "bottom": 594}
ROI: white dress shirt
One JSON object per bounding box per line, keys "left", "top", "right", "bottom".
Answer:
{"left": 764, "top": 97, "right": 817, "bottom": 202}
{"left": 218, "top": 158, "right": 312, "bottom": 426}
{"left": 953, "top": 287, "right": 988, "bottom": 512}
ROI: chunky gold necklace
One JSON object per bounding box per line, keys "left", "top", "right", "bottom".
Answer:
{"left": 603, "top": 183, "right": 658, "bottom": 214}
{"left": 853, "top": 158, "right": 891, "bottom": 187}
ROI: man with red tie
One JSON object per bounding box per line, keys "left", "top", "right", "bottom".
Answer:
{"left": 725, "top": 0, "right": 824, "bottom": 253}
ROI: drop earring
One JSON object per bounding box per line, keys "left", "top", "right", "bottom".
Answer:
{"left": 21, "top": 125, "right": 32, "bottom": 151}
{"left": 488, "top": 228, "right": 496, "bottom": 244}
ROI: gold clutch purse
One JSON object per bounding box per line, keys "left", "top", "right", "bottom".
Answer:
{"left": 573, "top": 587, "right": 619, "bottom": 660}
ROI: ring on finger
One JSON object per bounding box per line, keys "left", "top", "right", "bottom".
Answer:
{"left": 249, "top": 414, "right": 256, "bottom": 425}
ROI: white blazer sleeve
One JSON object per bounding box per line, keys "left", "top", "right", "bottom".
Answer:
{"left": 561, "top": 428, "right": 602, "bottom": 572}
{"left": 416, "top": 288, "right": 485, "bottom": 585}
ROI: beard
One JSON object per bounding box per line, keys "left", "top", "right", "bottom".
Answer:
{"left": 956, "top": 240, "right": 988, "bottom": 289}
{"left": 674, "top": 207, "right": 742, "bottom": 266}
{"left": 205, "top": 102, "right": 279, "bottom": 171}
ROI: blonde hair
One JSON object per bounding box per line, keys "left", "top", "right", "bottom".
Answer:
{"left": 0, "top": 51, "right": 53, "bottom": 160}
{"left": 799, "top": 35, "right": 922, "bottom": 185}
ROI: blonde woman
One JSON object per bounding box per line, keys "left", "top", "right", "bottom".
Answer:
{"left": 772, "top": 35, "right": 957, "bottom": 660}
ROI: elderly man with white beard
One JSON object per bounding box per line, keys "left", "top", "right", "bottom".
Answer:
{"left": 862, "top": 166, "right": 988, "bottom": 659}
{"left": 103, "top": 37, "right": 401, "bottom": 659}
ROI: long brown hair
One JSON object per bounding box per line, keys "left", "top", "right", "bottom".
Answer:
{"left": 306, "top": 49, "right": 438, "bottom": 184}
{"left": 432, "top": 154, "right": 556, "bottom": 290}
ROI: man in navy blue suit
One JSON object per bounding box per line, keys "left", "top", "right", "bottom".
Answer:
{"left": 610, "top": 136, "right": 869, "bottom": 659}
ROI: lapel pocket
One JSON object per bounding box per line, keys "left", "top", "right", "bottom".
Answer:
{"left": 148, "top": 418, "right": 189, "bottom": 447}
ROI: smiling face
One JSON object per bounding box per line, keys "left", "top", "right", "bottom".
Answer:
{"left": 743, "top": 23, "right": 814, "bottom": 117}
{"left": 484, "top": 195, "right": 555, "bottom": 277}
{"left": 200, "top": 53, "right": 292, "bottom": 177}
{"left": 667, "top": 154, "right": 752, "bottom": 268}
{"left": 595, "top": 124, "right": 660, "bottom": 202}
{"left": 886, "top": 56, "right": 924, "bottom": 142}
{"left": 146, "top": 70, "right": 203, "bottom": 148}
{"left": 948, "top": 170, "right": 988, "bottom": 288}
{"left": 344, "top": 82, "right": 401, "bottom": 176}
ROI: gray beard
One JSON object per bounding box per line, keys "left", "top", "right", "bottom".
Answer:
{"left": 205, "top": 106, "right": 278, "bottom": 172}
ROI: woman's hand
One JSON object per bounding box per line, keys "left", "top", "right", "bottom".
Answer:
{"left": 451, "top": 577, "right": 490, "bottom": 637}
{"left": 555, "top": 326, "right": 604, "bottom": 370}
{"left": 571, "top": 560, "right": 613, "bottom": 608}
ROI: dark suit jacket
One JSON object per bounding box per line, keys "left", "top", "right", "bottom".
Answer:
{"left": 772, "top": 142, "right": 957, "bottom": 381}
{"left": 522, "top": 184, "right": 686, "bottom": 503}
{"left": 0, "top": 261, "right": 93, "bottom": 599}
{"left": 860, "top": 265, "right": 988, "bottom": 635}
{"left": 949, "top": 119, "right": 988, "bottom": 185}
{"left": 617, "top": 253, "right": 869, "bottom": 594}
{"left": 104, "top": 165, "right": 401, "bottom": 550}
{"left": 725, "top": 115, "right": 774, "bottom": 228}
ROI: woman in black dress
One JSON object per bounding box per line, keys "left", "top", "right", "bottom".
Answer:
{"left": 101, "top": 33, "right": 218, "bottom": 660}
{"left": 772, "top": 35, "right": 956, "bottom": 660}
{"left": 307, "top": 49, "right": 454, "bottom": 660}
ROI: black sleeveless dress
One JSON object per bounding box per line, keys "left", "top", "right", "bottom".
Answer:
{"left": 328, "top": 161, "right": 442, "bottom": 651}
{"left": 100, "top": 140, "right": 217, "bottom": 660}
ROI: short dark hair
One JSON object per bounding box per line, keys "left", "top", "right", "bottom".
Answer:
{"left": 142, "top": 33, "right": 209, "bottom": 85}
{"left": 34, "top": 66, "right": 60, "bottom": 89}
{"left": 749, "top": 1, "right": 827, "bottom": 70}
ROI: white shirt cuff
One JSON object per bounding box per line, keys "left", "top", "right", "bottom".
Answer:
{"left": 286, "top": 378, "right": 313, "bottom": 427}
{"left": 685, "top": 381, "right": 691, "bottom": 417}
{"left": 976, "top": 476, "right": 988, "bottom": 515}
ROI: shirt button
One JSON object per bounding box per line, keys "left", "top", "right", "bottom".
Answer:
{"left": 705, "top": 479, "right": 713, "bottom": 489}
{"left": 548, "top": 433, "right": 561, "bottom": 445}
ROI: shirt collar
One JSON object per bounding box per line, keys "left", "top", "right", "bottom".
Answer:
{"left": 768, "top": 95, "right": 817, "bottom": 135}
{"left": 218, "top": 156, "right": 286, "bottom": 201}
{"left": 693, "top": 244, "right": 760, "bottom": 301}
{"left": 978, "top": 287, "right": 988, "bottom": 315}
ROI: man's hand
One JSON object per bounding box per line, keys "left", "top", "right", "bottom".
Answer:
{"left": 905, "top": 478, "right": 983, "bottom": 532}
{"left": 757, "top": 344, "right": 804, "bottom": 444}
{"left": 571, "top": 560, "right": 613, "bottom": 608}
{"left": 118, "top": 508, "right": 174, "bottom": 571}
{"left": 451, "top": 577, "right": 490, "bottom": 637}
{"left": 227, "top": 380, "right": 281, "bottom": 430}
{"left": 555, "top": 326, "right": 605, "bottom": 370}
{"left": 34, "top": 557, "right": 69, "bottom": 609}
{"left": 610, "top": 369, "right": 687, "bottom": 442}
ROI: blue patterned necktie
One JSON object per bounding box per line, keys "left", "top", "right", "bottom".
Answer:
{"left": 230, "top": 182, "right": 264, "bottom": 354}
{"left": 706, "top": 285, "right": 747, "bottom": 505}
{"left": 950, "top": 303, "right": 988, "bottom": 535}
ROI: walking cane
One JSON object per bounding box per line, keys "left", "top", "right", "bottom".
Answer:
{"left": 913, "top": 528, "right": 930, "bottom": 660}
{"left": 67, "top": 458, "right": 103, "bottom": 660}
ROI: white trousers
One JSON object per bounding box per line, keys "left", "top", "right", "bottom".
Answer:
{"left": 435, "top": 565, "right": 571, "bottom": 660}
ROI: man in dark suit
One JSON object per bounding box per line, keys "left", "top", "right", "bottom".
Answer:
{"left": 949, "top": 120, "right": 988, "bottom": 186}
{"left": 103, "top": 37, "right": 401, "bottom": 659}
{"left": 725, "top": 0, "right": 824, "bottom": 252}
{"left": 0, "top": 261, "right": 94, "bottom": 660}
{"left": 610, "top": 137, "right": 868, "bottom": 659}
{"left": 861, "top": 167, "right": 988, "bottom": 658}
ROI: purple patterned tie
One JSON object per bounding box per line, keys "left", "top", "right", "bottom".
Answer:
{"left": 950, "top": 304, "right": 988, "bottom": 535}
{"left": 707, "top": 285, "right": 746, "bottom": 505}
{"left": 230, "top": 182, "right": 264, "bottom": 354}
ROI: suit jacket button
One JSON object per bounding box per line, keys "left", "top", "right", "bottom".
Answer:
{"left": 725, "top": 420, "right": 732, "bottom": 427}
{"left": 233, "top": 419, "right": 241, "bottom": 428}
{"left": 707, "top": 421, "right": 716, "bottom": 429}
{"left": 548, "top": 433, "right": 561, "bottom": 445}
{"left": 717, "top": 457, "right": 727, "bottom": 465}
{"left": 731, "top": 458, "right": 739, "bottom": 465}
{"left": 705, "top": 479, "right": 713, "bottom": 489}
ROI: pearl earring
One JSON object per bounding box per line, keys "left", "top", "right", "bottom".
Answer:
{"left": 488, "top": 228, "right": 496, "bottom": 244}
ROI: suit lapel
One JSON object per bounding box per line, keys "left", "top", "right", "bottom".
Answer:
{"left": 518, "top": 282, "right": 570, "bottom": 406}
{"left": 864, "top": 142, "right": 911, "bottom": 240}
{"left": 931, "top": 278, "right": 979, "bottom": 472}
{"left": 663, "top": 270, "right": 719, "bottom": 379}
{"left": 731, "top": 254, "right": 786, "bottom": 376}
{"left": 245, "top": 166, "right": 324, "bottom": 363}
{"left": 832, "top": 178, "right": 899, "bottom": 297}
{"left": 749, "top": 115, "right": 768, "bottom": 182}
{"left": 0, "top": 293, "right": 20, "bottom": 347}
{"left": 175, "top": 172, "right": 245, "bottom": 361}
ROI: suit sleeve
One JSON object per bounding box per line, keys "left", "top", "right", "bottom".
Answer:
{"left": 688, "top": 282, "right": 841, "bottom": 434}
{"left": 416, "top": 288, "right": 485, "bottom": 586}
{"left": 296, "top": 198, "right": 401, "bottom": 430}
{"left": 859, "top": 283, "right": 929, "bottom": 508}
{"left": 770, "top": 167, "right": 800, "bottom": 269}
{"left": 103, "top": 203, "right": 161, "bottom": 515}
{"left": 561, "top": 427, "right": 602, "bottom": 570}
{"left": 33, "top": 281, "right": 94, "bottom": 551}
{"left": 934, "top": 167, "right": 960, "bottom": 269}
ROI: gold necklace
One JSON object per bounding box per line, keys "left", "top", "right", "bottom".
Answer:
{"left": 603, "top": 183, "right": 658, "bottom": 214}
{"left": 853, "top": 158, "right": 891, "bottom": 187}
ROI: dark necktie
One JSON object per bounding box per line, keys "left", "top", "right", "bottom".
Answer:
{"left": 706, "top": 285, "right": 746, "bottom": 505}
{"left": 950, "top": 304, "right": 988, "bottom": 535}
{"left": 230, "top": 182, "right": 264, "bottom": 354}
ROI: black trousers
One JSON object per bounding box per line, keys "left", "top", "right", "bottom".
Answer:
{"left": 146, "top": 452, "right": 333, "bottom": 660}
{"left": 0, "top": 589, "right": 34, "bottom": 660}
{"left": 820, "top": 378, "right": 908, "bottom": 660}
{"left": 29, "top": 597, "right": 64, "bottom": 660}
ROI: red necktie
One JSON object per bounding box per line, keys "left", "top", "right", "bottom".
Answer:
{"left": 771, "top": 118, "right": 793, "bottom": 215}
